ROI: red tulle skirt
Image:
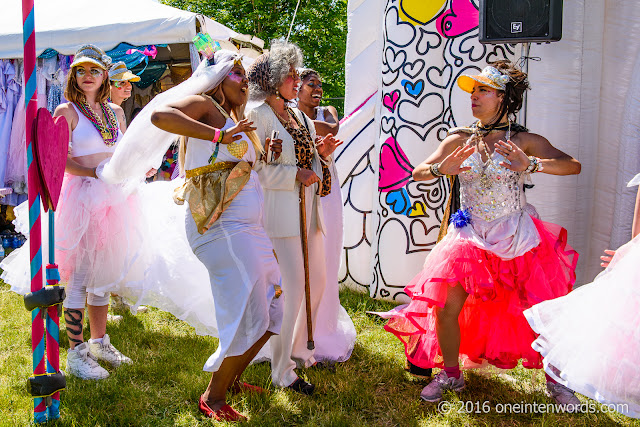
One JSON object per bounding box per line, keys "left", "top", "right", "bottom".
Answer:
{"left": 384, "top": 217, "right": 578, "bottom": 370}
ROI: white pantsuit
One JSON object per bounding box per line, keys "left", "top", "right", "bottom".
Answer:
{"left": 249, "top": 103, "right": 329, "bottom": 387}
{"left": 269, "top": 192, "right": 327, "bottom": 386}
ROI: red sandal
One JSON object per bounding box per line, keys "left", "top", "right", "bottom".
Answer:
{"left": 216, "top": 404, "right": 247, "bottom": 422}
{"left": 198, "top": 395, "right": 247, "bottom": 422}
{"left": 198, "top": 395, "right": 221, "bottom": 420}
{"left": 231, "top": 382, "right": 267, "bottom": 395}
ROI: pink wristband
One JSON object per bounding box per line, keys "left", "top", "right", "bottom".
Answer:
{"left": 212, "top": 128, "right": 221, "bottom": 144}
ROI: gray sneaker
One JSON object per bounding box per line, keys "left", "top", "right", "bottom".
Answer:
{"left": 66, "top": 342, "right": 109, "bottom": 380}
{"left": 89, "top": 334, "right": 132, "bottom": 367}
{"left": 547, "top": 382, "right": 581, "bottom": 412}
{"left": 420, "top": 370, "right": 465, "bottom": 402}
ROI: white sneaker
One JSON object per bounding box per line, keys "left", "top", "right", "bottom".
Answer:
{"left": 107, "top": 314, "right": 123, "bottom": 323}
{"left": 66, "top": 342, "right": 109, "bottom": 380}
{"left": 89, "top": 334, "right": 132, "bottom": 368}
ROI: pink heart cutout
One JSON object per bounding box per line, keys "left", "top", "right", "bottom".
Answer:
{"left": 383, "top": 90, "right": 400, "bottom": 112}
{"left": 33, "top": 108, "right": 69, "bottom": 211}
{"left": 378, "top": 137, "right": 414, "bottom": 192}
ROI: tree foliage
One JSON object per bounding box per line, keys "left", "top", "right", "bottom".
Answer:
{"left": 162, "top": 0, "right": 348, "bottom": 115}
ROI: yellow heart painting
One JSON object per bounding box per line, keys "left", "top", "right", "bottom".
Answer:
{"left": 399, "top": 0, "right": 446, "bottom": 26}
{"left": 408, "top": 201, "right": 427, "bottom": 217}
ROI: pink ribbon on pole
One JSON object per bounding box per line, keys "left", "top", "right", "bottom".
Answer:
{"left": 126, "top": 45, "right": 158, "bottom": 59}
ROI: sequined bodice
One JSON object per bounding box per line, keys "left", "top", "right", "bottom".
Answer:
{"left": 459, "top": 150, "right": 526, "bottom": 222}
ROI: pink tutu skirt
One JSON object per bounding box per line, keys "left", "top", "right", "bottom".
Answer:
{"left": 2, "top": 173, "right": 146, "bottom": 298}
{"left": 55, "top": 174, "right": 146, "bottom": 296}
{"left": 383, "top": 216, "right": 578, "bottom": 370}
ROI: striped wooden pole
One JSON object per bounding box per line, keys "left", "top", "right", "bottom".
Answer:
{"left": 46, "top": 210, "right": 61, "bottom": 419}
{"left": 22, "top": 0, "right": 46, "bottom": 423}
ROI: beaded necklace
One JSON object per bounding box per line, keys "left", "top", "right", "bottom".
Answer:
{"left": 268, "top": 103, "right": 293, "bottom": 126}
{"left": 74, "top": 100, "right": 119, "bottom": 146}
{"left": 476, "top": 121, "right": 510, "bottom": 133}
{"left": 472, "top": 121, "right": 512, "bottom": 190}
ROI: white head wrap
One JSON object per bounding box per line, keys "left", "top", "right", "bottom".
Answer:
{"left": 99, "top": 50, "right": 241, "bottom": 185}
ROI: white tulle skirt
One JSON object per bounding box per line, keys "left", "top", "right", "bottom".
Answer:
{"left": 525, "top": 234, "right": 640, "bottom": 418}
{"left": 2, "top": 175, "right": 221, "bottom": 336}
{"left": 1, "top": 173, "right": 155, "bottom": 299}
{"left": 0, "top": 170, "right": 294, "bottom": 372}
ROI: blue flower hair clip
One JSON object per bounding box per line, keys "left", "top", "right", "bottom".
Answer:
{"left": 450, "top": 208, "right": 472, "bottom": 229}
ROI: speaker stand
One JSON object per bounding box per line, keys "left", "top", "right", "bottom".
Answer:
{"left": 518, "top": 42, "right": 531, "bottom": 128}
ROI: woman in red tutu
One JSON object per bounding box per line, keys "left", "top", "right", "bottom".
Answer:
{"left": 381, "top": 60, "right": 582, "bottom": 406}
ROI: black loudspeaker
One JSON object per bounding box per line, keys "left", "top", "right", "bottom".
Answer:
{"left": 479, "top": 0, "right": 563, "bottom": 44}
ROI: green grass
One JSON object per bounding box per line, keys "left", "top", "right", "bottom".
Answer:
{"left": 1, "top": 281, "right": 638, "bottom": 426}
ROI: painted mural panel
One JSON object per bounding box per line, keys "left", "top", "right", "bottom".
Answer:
{"left": 338, "top": 0, "right": 516, "bottom": 300}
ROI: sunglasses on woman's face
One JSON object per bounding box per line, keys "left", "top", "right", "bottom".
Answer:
{"left": 76, "top": 68, "right": 103, "bottom": 78}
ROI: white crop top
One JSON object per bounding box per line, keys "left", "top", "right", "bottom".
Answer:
{"left": 184, "top": 117, "right": 256, "bottom": 170}
{"left": 69, "top": 103, "right": 120, "bottom": 157}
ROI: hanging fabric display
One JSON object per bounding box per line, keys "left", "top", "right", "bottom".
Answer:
{"left": 0, "top": 59, "right": 22, "bottom": 205}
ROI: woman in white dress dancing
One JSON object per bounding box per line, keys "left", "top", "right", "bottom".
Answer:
{"left": 150, "top": 50, "right": 284, "bottom": 422}
{"left": 525, "top": 174, "right": 640, "bottom": 418}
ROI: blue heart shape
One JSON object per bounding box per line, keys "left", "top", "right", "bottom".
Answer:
{"left": 401, "top": 79, "right": 424, "bottom": 98}
{"left": 385, "top": 188, "right": 409, "bottom": 214}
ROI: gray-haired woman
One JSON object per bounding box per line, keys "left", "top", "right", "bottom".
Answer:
{"left": 246, "top": 39, "right": 346, "bottom": 395}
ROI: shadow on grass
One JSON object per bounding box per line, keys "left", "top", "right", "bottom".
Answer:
{"left": 30, "top": 312, "right": 222, "bottom": 426}
{"left": 2, "top": 285, "right": 638, "bottom": 426}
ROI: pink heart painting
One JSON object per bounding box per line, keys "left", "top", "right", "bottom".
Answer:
{"left": 378, "top": 136, "right": 414, "bottom": 192}
{"left": 383, "top": 90, "right": 400, "bottom": 112}
{"left": 33, "top": 108, "right": 69, "bottom": 212}
{"left": 436, "top": 0, "right": 479, "bottom": 38}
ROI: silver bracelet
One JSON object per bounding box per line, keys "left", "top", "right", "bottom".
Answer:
{"left": 525, "top": 156, "right": 540, "bottom": 173}
{"left": 430, "top": 162, "right": 445, "bottom": 178}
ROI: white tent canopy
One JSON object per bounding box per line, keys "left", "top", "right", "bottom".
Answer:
{"left": 0, "top": 0, "right": 237, "bottom": 59}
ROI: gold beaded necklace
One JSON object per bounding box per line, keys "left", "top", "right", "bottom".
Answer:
{"left": 268, "top": 103, "right": 292, "bottom": 125}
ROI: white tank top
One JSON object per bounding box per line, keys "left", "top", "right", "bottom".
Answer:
{"left": 316, "top": 106, "right": 328, "bottom": 121}
{"left": 69, "top": 103, "right": 120, "bottom": 157}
